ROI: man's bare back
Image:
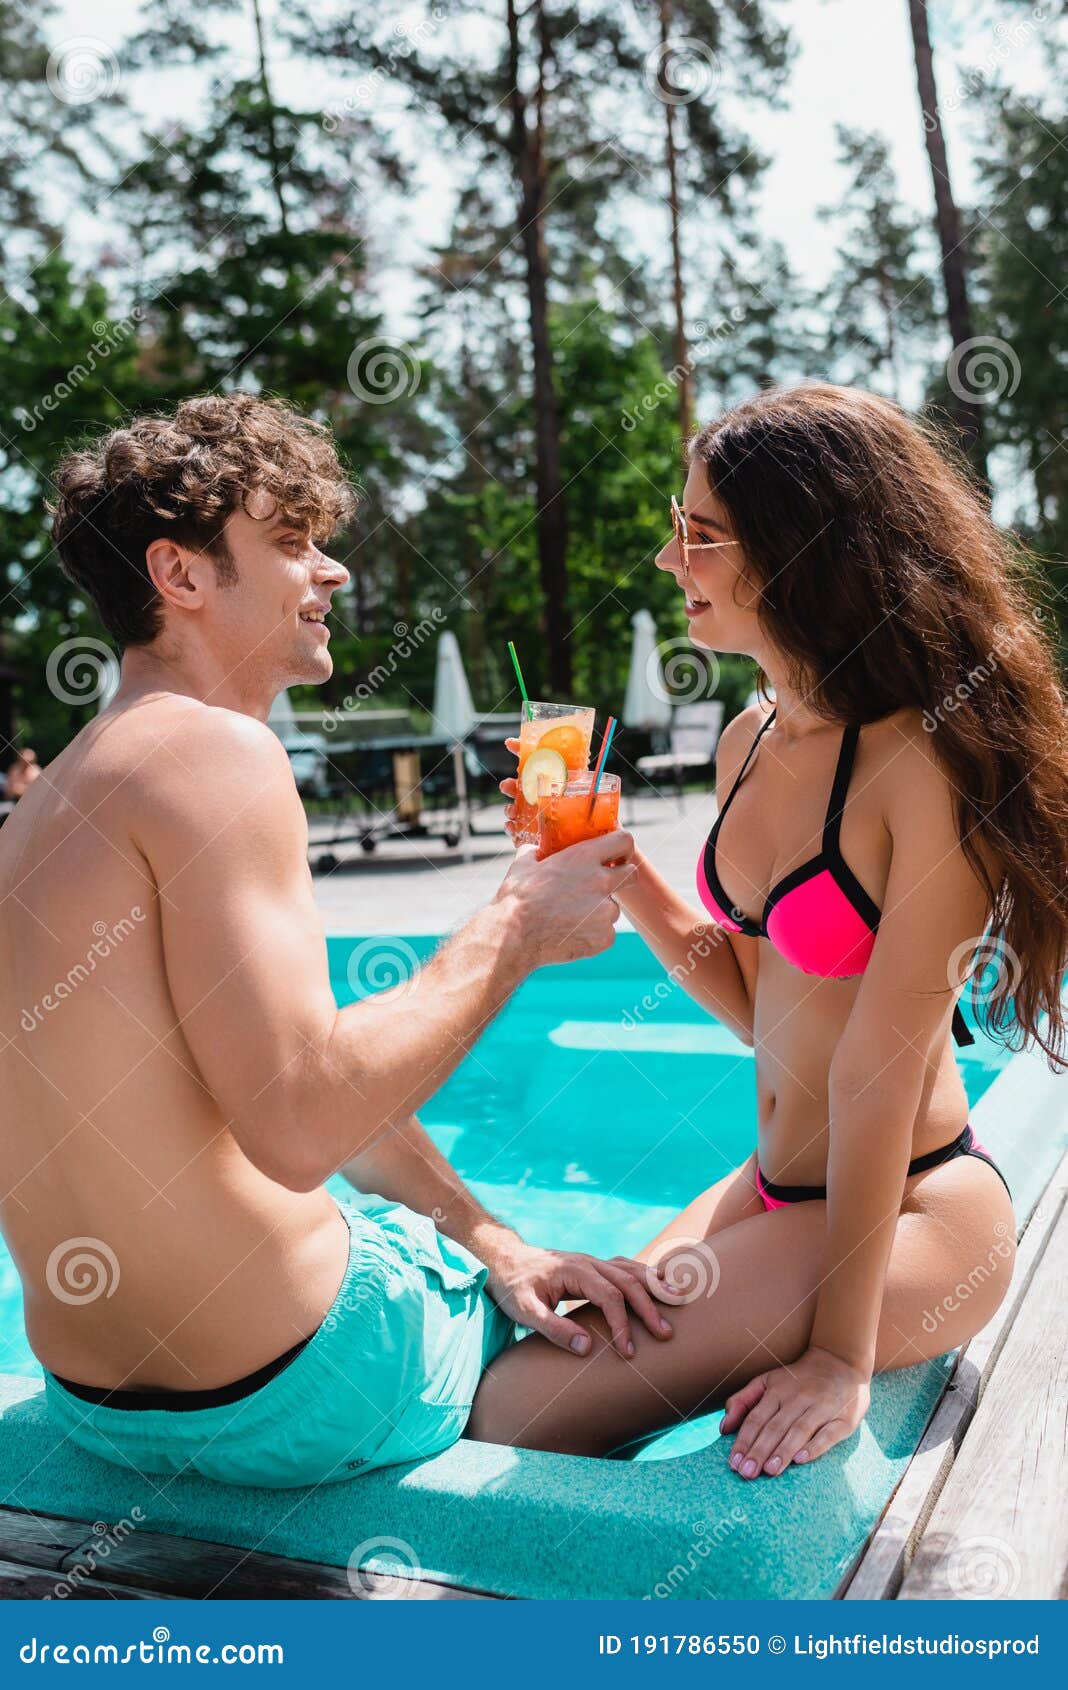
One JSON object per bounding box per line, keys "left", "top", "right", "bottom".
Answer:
{"left": 0, "top": 696, "right": 346, "bottom": 1391}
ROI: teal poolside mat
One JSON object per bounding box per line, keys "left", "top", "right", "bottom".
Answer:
{"left": 0, "top": 1360, "right": 950, "bottom": 1600}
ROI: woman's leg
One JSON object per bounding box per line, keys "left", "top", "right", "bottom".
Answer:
{"left": 467, "top": 1155, "right": 1014, "bottom": 1456}
{"left": 636, "top": 1153, "right": 764, "bottom": 1259}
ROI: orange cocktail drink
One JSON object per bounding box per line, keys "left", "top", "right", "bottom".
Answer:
{"left": 537, "top": 773, "right": 621, "bottom": 857}
{"left": 510, "top": 702, "right": 595, "bottom": 846}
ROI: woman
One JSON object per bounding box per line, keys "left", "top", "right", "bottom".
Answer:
{"left": 471, "top": 383, "right": 1068, "bottom": 1478}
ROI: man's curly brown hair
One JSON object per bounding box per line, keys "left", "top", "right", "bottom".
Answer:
{"left": 51, "top": 393, "right": 358, "bottom": 648}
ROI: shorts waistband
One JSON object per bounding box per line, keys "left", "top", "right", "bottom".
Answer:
{"left": 50, "top": 1332, "right": 314, "bottom": 1413}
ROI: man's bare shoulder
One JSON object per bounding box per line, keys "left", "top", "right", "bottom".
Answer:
{"left": 114, "top": 698, "right": 298, "bottom": 842}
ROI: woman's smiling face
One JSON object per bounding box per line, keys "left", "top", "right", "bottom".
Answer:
{"left": 655, "top": 460, "right": 762, "bottom": 653}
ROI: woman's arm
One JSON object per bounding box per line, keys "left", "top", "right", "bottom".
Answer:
{"left": 501, "top": 722, "right": 758, "bottom": 1042}
{"left": 615, "top": 850, "right": 755, "bottom": 1044}
{"left": 721, "top": 716, "right": 990, "bottom": 1476}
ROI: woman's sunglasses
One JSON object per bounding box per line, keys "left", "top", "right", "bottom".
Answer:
{"left": 670, "top": 495, "right": 733, "bottom": 564}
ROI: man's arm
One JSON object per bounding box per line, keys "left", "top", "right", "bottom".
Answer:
{"left": 134, "top": 706, "right": 672, "bottom": 1356}
{"left": 134, "top": 706, "right": 634, "bottom": 1193}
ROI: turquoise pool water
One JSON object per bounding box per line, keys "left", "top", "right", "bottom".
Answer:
{"left": 0, "top": 933, "right": 1009, "bottom": 1382}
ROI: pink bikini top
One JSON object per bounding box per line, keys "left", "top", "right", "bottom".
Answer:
{"left": 697, "top": 708, "right": 974, "bottom": 1047}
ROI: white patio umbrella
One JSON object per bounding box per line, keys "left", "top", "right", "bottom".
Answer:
{"left": 623, "top": 609, "right": 673, "bottom": 730}
{"left": 431, "top": 630, "right": 477, "bottom": 742}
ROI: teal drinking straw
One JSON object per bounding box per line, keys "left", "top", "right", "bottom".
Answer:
{"left": 587, "top": 715, "right": 617, "bottom": 814}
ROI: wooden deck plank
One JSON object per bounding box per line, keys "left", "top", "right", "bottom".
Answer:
{"left": 0, "top": 1505, "right": 99, "bottom": 1573}
{"left": 842, "top": 1149, "right": 1068, "bottom": 1599}
{"left": 0, "top": 1506, "right": 497, "bottom": 1600}
{"left": 0, "top": 1556, "right": 171, "bottom": 1599}
{"left": 60, "top": 1523, "right": 489, "bottom": 1600}
{"left": 898, "top": 1187, "right": 1068, "bottom": 1600}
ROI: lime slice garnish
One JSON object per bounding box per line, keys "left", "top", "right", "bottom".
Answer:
{"left": 520, "top": 746, "right": 568, "bottom": 804}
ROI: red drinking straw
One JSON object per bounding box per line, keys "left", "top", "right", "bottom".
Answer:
{"left": 587, "top": 715, "right": 617, "bottom": 815}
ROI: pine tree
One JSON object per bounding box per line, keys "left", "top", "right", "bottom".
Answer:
{"left": 906, "top": 0, "right": 987, "bottom": 474}
{"left": 818, "top": 127, "right": 939, "bottom": 400}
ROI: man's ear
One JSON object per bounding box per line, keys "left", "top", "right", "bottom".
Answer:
{"left": 144, "top": 539, "right": 211, "bottom": 615}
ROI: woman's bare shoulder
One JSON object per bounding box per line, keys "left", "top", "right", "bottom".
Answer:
{"left": 866, "top": 706, "right": 995, "bottom": 869}
{"left": 715, "top": 701, "right": 773, "bottom": 798}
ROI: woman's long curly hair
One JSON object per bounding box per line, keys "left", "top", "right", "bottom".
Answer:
{"left": 690, "top": 382, "right": 1068, "bottom": 1068}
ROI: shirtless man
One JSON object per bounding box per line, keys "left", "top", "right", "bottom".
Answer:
{"left": 0, "top": 394, "right": 672, "bottom": 1488}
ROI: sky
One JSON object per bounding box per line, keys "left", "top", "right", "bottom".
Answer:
{"left": 45, "top": 0, "right": 1057, "bottom": 318}
{"left": 39, "top": 0, "right": 1054, "bottom": 429}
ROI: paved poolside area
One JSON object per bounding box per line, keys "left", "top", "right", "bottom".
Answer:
{"left": 311, "top": 791, "right": 711, "bottom": 935}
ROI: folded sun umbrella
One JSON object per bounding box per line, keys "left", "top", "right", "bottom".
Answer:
{"left": 623, "top": 609, "right": 673, "bottom": 730}
{"left": 432, "top": 630, "right": 478, "bottom": 742}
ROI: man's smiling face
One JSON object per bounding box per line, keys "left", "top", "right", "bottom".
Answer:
{"left": 201, "top": 500, "right": 351, "bottom": 692}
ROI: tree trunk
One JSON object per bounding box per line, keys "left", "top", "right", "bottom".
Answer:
{"left": 659, "top": 0, "right": 693, "bottom": 444}
{"left": 907, "top": 0, "right": 986, "bottom": 474}
{"left": 251, "top": 0, "right": 291, "bottom": 236}
{"left": 507, "top": 0, "right": 570, "bottom": 694}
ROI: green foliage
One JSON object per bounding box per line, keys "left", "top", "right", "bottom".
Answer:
{"left": 973, "top": 89, "right": 1068, "bottom": 589}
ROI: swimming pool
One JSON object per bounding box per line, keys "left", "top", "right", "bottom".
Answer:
{"left": 0, "top": 933, "right": 1009, "bottom": 1383}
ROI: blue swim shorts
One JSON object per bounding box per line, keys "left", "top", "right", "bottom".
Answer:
{"left": 43, "top": 1198, "right": 518, "bottom": 1489}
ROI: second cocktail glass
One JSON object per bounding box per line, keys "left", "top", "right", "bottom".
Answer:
{"left": 536, "top": 772, "right": 621, "bottom": 857}
{"left": 509, "top": 701, "right": 595, "bottom": 845}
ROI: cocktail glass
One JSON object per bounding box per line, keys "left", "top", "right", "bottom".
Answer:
{"left": 536, "top": 772, "right": 621, "bottom": 858}
{"left": 509, "top": 702, "right": 595, "bottom": 846}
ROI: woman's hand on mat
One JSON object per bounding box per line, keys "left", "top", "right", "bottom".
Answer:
{"left": 481, "top": 1235, "right": 675, "bottom": 1357}
{"left": 497, "top": 835, "right": 637, "bottom": 964}
{"left": 720, "top": 1346, "right": 871, "bottom": 1478}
